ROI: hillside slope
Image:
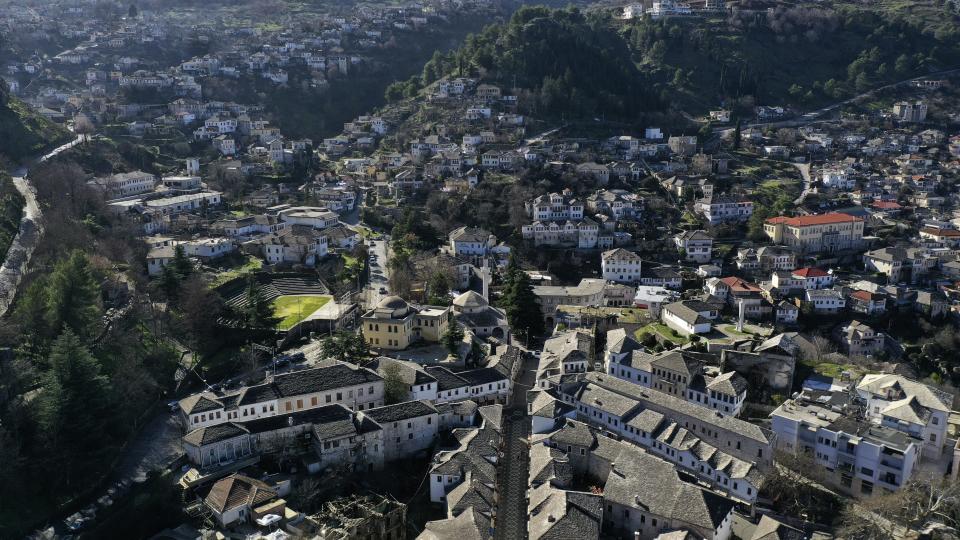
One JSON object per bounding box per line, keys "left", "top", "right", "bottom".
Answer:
{"left": 0, "top": 89, "right": 71, "bottom": 163}
{"left": 389, "top": 4, "right": 960, "bottom": 120}
{"left": 623, "top": 4, "right": 960, "bottom": 113}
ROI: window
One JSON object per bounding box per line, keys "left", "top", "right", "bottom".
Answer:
{"left": 933, "top": 416, "right": 939, "bottom": 425}
{"left": 861, "top": 480, "right": 874, "bottom": 496}
{"left": 930, "top": 434, "right": 937, "bottom": 442}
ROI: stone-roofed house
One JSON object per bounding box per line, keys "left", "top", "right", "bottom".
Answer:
{"left": 528, "top": 390, "right": 576, "bottom": 434}
{"left": 526, "top": 483, "right": 602, "bottom": 540}
{"left": 537, "top": 423, "right": 738, "bottom": 538}
{"left": 771, "top": 389, "right": 925, "bottom": 497}
{"left": 449, "top": 226, "right": 499, "bottom": 265}
{"left": 862, "top": 246, "right": 936, "bottom": 284}
{"left": 557, "top": 373, "right": 774, "bottom": 469}
{"left": 363, "top": 400, "right": 439, "bottom": 461}
{"left": 605, "top": 345, "right": 748, "bottom": 417}
{"left": 749, "top": 515, "right": 806, "bottom": 540}
{"left": 203, "top": 473, "right": 279, "bottom": 527}
{"left": 371, "top": 357, "right": 438, "bottom": 402}
{"left": 661, "top": 300, "right": 718, "bottom": 336}
{"left": 536, "top": 330, "right": 594, "bottom": 384}
{"left": 674, "top": 230, "right": 713, "bottom": 263}
{"left": 418, "top": 507, "right": 491, "bottom": 540}
{"left": 178, "top": 363, "right": 384, "bottom": 430}
{"left": 426, "top": 406, "right": 503, "bottom": 534}
{"left": 856, "top": 374, "right": 953, "bottom": 459}
{"left": 601, "top": 248, "right": 642, "bottom": 283}
{"left": 834, "top": 320, "right": 884, "bottom": 357}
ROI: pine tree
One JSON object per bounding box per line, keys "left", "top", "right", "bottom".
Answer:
{"left": 160, "top": 264, "right": 181, "bottom": 301}
{"left": 503, "top": 269, "right": 543, "bottom": 343}
{"left": 14, "top": 278, "right": 50, "bottom": 357}
{"left": 173, "top": 244, "right": 193, "bottom": 277}
{"left": 35, "top": 330, "right": 111, "bottom": 486}
{"left": 243, "top": 277, "right": 279, "bottom": 329}
{"left": 320, "top": 331, "right": 369, "bottom": 363}
{"left": 45, "top": 251, "right": 101, "bottom": 339}
{"left": 442, "top": 321, "right": 465, "bottom": 356}
{"left": 381, "top": 363, "right": 408, "bottom": 404}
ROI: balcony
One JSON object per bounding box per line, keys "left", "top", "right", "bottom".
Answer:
{"left": 880, "top": 458, "right": 904, "bottom": 471}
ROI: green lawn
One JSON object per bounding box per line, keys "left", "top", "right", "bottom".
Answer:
{"left": 272, "top": 295, "right": 332, "bottom": 330}
{"left": 802, "top": 360, "right": 865, "bottom": 379}
{"left": 635, "top": 323, "right": 691, "bottom": 345}
{"left": 208, "top": 255, "right": 263, "bottom": 287}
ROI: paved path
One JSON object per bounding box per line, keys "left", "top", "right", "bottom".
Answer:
{"left": 494, "top": 353, "right": 538, "bottom": 540}
{"left": 715, "top": 67, "right": 960, "bottom": 136}
{"left": 0, "top": 135, "right": 83, "bottom": 316}
{"left": 113, "top": 413, "right": 183, "bottom": 483}
{"left": 792, "top": 162, "right": 813, "bottom": 205}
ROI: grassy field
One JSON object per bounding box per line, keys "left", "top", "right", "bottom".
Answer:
{"left": 635, "top": 322, "right": 691, "bottom": 345}
{"left": 208, "top": 255, "right": 263, "bottom": 287}
{"left": 272, "top": 295, "right": 332, "bottom": 330}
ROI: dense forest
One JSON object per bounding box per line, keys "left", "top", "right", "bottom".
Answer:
{"left": 387, "top": 3, "right": 960, "bottom": 119}
{"left": 625, "top": 4, "right": 960, "bottom": 113}
{"left": 390, "top": 6, "right": 667, "bottom": 119}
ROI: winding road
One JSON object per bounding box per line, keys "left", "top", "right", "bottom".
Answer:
{"left": 715, "top": 67, "right": 960, "bottom": 136}
{"left": 0, "top": 135, "right": 83, "bottom": 316}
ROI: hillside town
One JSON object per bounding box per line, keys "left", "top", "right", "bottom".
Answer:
{"left": 3, "top": 0, "right": 960, "bottom": 539}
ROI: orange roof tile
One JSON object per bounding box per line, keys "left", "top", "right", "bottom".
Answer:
{"left": 764, "top": 213, "right": 863, "bottom": 227}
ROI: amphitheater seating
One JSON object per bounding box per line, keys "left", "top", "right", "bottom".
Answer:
{"left": 219, "top": 273, "right": 330, "bottom": 309}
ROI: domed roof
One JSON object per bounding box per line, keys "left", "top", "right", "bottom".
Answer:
{"left": 377, "top": 295, "right": 409, "bottom": 310}
{"left": 453, "top": 290, "right": 487, "bottom": 309}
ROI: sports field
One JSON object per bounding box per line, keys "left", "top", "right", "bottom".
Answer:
{"left": 272, "top": 295, "right": 332, "bottom": 330}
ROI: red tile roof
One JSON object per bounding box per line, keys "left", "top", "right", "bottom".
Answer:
{"left": 792, "top": 267, "right": 828, "bottom": 278}
{"left": 871, "top": 201, "right": 902, "bottom": 210}
{"left": 765, "top": 213, "right": 863, "bottom": 227}
{"left": 850, "top": 290, "right": 884, "bottom": 301}
{"left": 921, "top": 227, "right": 960, "bottom": 237}
{"left": 718, "top": 276, "right": 762, "bottom": 292}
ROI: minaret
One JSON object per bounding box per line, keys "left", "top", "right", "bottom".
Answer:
{"left": 736, "top": 299, "right": 745, "bottom": 333}
{"left": 481, "top": 259, "right": 490, "bottom": 302}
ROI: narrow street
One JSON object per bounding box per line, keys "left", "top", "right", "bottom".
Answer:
{"left": 494, "top": 352, "right": 538, "bottom": 540}
{"left": 0, "top": 135, "right": 84, "bottom": 316}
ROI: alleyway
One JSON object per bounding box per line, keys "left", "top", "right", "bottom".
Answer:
{"left": 494, "top": 352, "right": 537, "bottom": 540}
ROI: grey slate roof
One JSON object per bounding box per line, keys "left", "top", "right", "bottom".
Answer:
{"left": 364, "top": 400, "right": 438, "bottom": 424}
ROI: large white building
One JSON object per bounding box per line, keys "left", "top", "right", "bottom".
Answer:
{"left": 856, "top": 374, "right": 952, "bottom": 459}
{"left": 522, "top": 192, "right": 611, "bottom": 248}
{"left": 771, "top": 389, "right": 923, "bottom": 497}
{"left": 696, "top": 195, "right": 753, "bottom": 225}
{"left": 178, "top": 363, "right": 385, "bottom": 430}
{"left": 601, "top": 248, "right": 642, "bottom": 283}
